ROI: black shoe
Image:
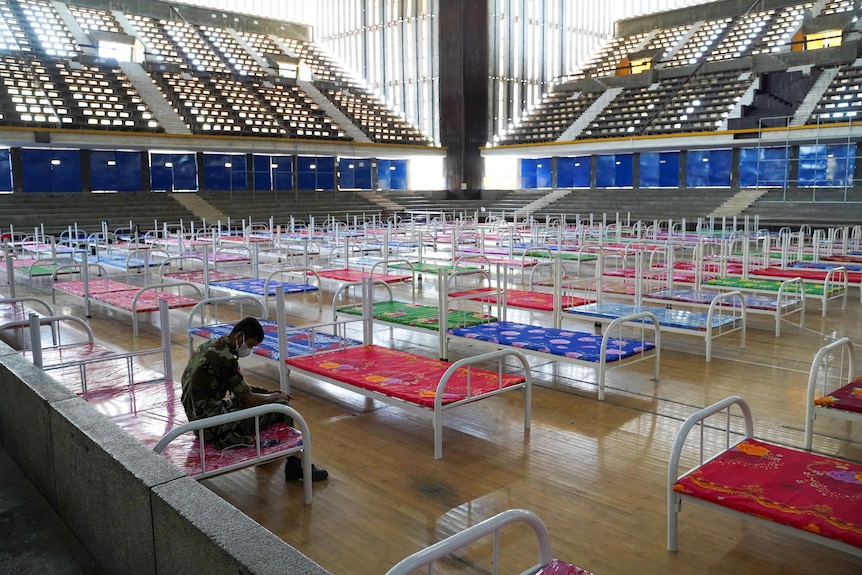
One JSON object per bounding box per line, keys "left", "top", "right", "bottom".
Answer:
{"left": 285, "top": 457, "right": 329, "bottom": 482}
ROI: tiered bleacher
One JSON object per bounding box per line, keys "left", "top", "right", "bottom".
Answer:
{"left": 0, "top": 0, "right": 430, "bottom": 145}
{"left": 281, "top": 37, "right": 432, "bottom": 145}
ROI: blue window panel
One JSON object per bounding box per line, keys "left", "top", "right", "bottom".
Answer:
{"left": 204, "top": 154, "right": 246, "bottom": 191}
{"left": 338, "top": 158, "right": 372, "bottom": 190}
{"left": 659, "top": 151, "right": 680, "bottom": 187}
{"left": 377, "top": 159, "right": 392, "bottom": 190}
{"left": 596, "top": 155, "right": 616, "bottom": 188}
{"left": 520, "top": 158, "right": 539, "bottom": 188}
{"left": 339, "top": 160, "right": 355, "bottom": 189}
{"left": 0, "top": 149, "right": 13, "bottom": 192}
{"left": 596, "top": 154, "right": 632, "bottom": 188}
{"left": 799, "top": 143, "right": 855, "bottom": 187}
{"left": 21, "top": 148, "right": 81, "bottom": 192}
{"left": 389, "top": 160, "right": 408, "bottom": 190}
{"left": 253, "top": 154, "right": 293, "bottom": 191}
{"left": 640, "top": 152, "right": 660, "bottom": 188}
{"left": 90, "top": 151, "right": 142, "bottom": 192}
{"left": 171, "top": 154, "right": 197, "bottom": 191}
{"left": 536, "top": 159, "right": 552, "bottom": 188}
{"left": 150, "top": 153, "right": 198, "bottom": 192}
{"left": 354, "top": 159, "right": 372, "bottom": 189}
{"left": 739, "top": 147, "right": 788, "bottom": 188}
{"left": 297, "top": 156, "right": 335, "bottom": 191}
{"left": 686, "top": 149, "right": 731, "bottom": 187}
{"left": 556, "top": 156, "right": 590, "bottom": 188}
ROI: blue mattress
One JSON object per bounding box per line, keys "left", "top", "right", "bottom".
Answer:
{"left": 447, "top": 321, "right": 653, "bottom": 363}
{"left": 189, "top": 319, "right": 359, "bottom": 360}
{"left": 646, "top": 289, "right": 795, "bottom": 312}
{"left": 564, "top": 302, "right": 738, "bottom": 331}
{"left": 210, "top": 278, "right": 318, "bottom": 296}
{"left": 790, "top": 261, "right": 862, "bottom": 273}
{"left": 93, "top": 254, "right": 159, "bottom": 269}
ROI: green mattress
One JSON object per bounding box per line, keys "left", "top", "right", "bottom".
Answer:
{"left": 337, "top": 300, "right": 495, "bottom": 330}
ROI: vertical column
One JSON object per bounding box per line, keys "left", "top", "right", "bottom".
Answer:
{"left": 439, "top": 0, "right": 488, "bottom": 199}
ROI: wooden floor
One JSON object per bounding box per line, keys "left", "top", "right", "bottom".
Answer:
{"left": 12, "top": 258, "right": 862, "bottom": 575}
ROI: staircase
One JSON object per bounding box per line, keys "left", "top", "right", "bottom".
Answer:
{"left": 118, "top": 62, "right": 192, "bottom": 135}
{"left": 296, "top": 80, "right": 371, "bottom": 142}
{"left": 170, "top": 192, "right": 228, "bottom": 224}
{"left": 357, "top": 190, "right": 405, "bottom": 212}
{"left": 790, "top": 67, "right": 840, "bottom": 126}
{"left": 558, "top": 87, "right": 621, "bottom": 141}
{"left": 708, "top": 188, "right": 769, "bottom": 218}
{"left": 514, "top": 188, "right": 574, "bottom": 218}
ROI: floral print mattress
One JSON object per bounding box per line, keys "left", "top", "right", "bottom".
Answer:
{"left": 317, "top": 268, "right": 412, "bottom": 283}
{"left": 336, "top": 300, "right": 495, "bottom": 330}
{"left": 189, "top": 319, "right": 360, "bottom": 360}
{"left": 564, "top": 302, "right": 738, "bottom": 331}
{"left": 814, "top": 376, "right": 862, "bottom": 414}
{"left": 85, "top": 379, "right": 302, "bottom": 477}
{"left": 702, "top": 276, "right": 840, "bottom": 296}
{"left": 92, "top": 289, "right": 199, "bottom": 312}
{"left": 645, "top": 288, "right": 797, "bottom": 311}
{"left": 674, "top": 438, "right": 862, "bottom": 548}
{"left": 750, "top": 266, "right": 861, "bottom": 283}
{"left": 54, "top": 279, "right": 139, "bottom": 297}
{"left": 210, "top": 277, "right": 318, "bottom": 296}
{"left": 447, "top": 321, "right": 654, "bottom": 363}
{"left": 284, "top": 344, "right": 525, "bottom": 407}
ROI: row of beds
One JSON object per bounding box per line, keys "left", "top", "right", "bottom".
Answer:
{"left": 2, "top": 227, "right": 862, "bottom": 568}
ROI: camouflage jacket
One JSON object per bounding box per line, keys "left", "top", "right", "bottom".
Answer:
{"left": 181, "top": 336, "right": 250, "bottom": 421}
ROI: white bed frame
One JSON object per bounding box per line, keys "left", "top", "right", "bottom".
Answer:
{"left": 23, "top": 301, "right": 315, "bottom": 499}
{"left": 804, "top": 336, "right": 859, "bottom": 451}
{"left": 667, "top": 395, "right": 862, "bottom": 558}
{"left": 285, "top": 278, "right": 532, "bottom": 459}
{"left": 386, "top": 508, "right": 588, "bottom": 575}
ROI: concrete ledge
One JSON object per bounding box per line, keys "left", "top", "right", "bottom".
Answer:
{"left": 0, "top": 351, "right": 75, "bottom": 506}
{"left": 153, "top": 478, "right": 329, "bottom": 575}
{"left": 0, "top": 343, "right": 332, "bottom": 575}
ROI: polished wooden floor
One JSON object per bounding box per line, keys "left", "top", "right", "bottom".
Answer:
{"left": 14, "top": 257, "right": 862, "bottom": 575}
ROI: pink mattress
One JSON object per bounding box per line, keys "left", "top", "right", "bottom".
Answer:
{"left": 317, "top": 269, "right": 411, "bottom": 284}
{"left": 749, "top": 267, "right": 860, "bottom": 283}
{"left": 464, "top": 289, "right": 593, "bottom": 311}
{"left": 815, "top": 376, "right": 862, "bottom": 414}
{"left": 54, "top": 279, "right": 137, "bottom": 297}
{"left": 285, "top": 344, "right": 525, "bottom": 407}
{"left": 675, "top": 438, "right": 862, "bottom": 548}
{"left": 536, "top": 560, "right": 594, "bottom": 575}
{"left": 91, "top": 289, "right": 199, "bottom": 312}
{"left": 89, "top": 380, "right": 302, "bottom": 477}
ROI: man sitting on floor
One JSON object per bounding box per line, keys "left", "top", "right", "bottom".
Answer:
{"left": 181, "top": 317, "right": 328, "bottom": 481}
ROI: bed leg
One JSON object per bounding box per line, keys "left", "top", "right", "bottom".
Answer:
{"left": 433, "top": 408, "right": 444, "bottom": 459}
{"left": 667, "top": 494, "right": 681, "bottom": 552}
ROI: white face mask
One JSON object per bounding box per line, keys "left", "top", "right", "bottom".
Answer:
{"left": 236, "top": 335, "right": 253, "bottom": 358}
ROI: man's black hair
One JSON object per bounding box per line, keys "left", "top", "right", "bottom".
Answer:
{"left": 230, "top": 317, "right": 265, "bottom": 342}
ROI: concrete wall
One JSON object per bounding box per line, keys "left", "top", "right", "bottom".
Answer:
{"left": 0, "top": 341, "right": 331, "bottom": 575}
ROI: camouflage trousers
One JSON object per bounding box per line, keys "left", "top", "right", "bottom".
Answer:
{"left": 203, "top": 390, "right": 294, "bottom": 449}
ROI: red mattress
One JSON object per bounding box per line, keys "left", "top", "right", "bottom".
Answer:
{"left": 749, "top": 267, "right": 860, "bottom": 283}
{"left": 162, "top": 270, "right": 246, "bottom": 283}
{"left": 674, "top": 438, "right": 862, "bottom": 548}
{"left": 317, "top": 269, "right": 411, "bottom": 283}
{"left": 463, "top": 289, "right": 593, "bottom": 311}
{"left": 54, "top": 279, "right": 137, "bottom": 297}
{"left": 285, "top": 345, "right": 525, "bottom": 407}
{"left": 815, "top": 376, "right": 862, "bottom": 414}
{"left": 91, "top": 289, "right": 199, "bottom": 312}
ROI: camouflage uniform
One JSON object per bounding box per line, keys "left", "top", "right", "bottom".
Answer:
{"left": 181, "top": 336, "right": 292, "bottom": 449}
